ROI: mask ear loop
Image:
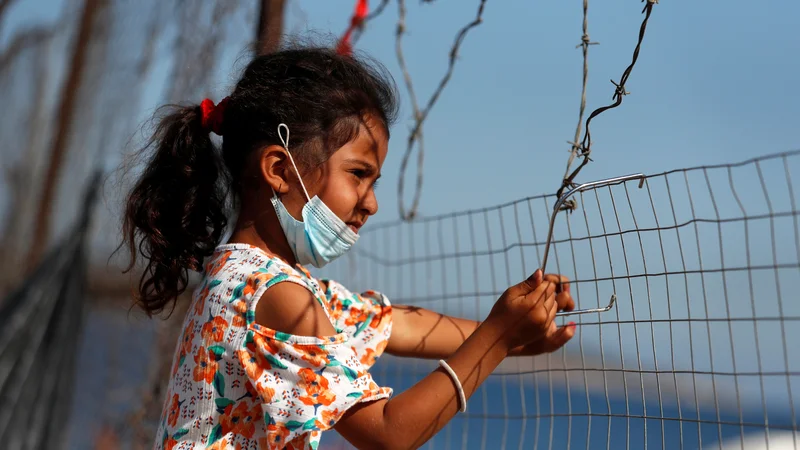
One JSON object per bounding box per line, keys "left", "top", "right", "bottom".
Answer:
{"left": 277, "top": 123, "right": 312, "bottom": 203}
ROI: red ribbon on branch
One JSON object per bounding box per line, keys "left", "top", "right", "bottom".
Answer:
{"left": 336, "top": 0, "right": 369, "bottom": 56}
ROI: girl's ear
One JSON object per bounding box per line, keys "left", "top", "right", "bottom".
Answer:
{"left": 259, "top": 144, "right": 292, "bottom": 194}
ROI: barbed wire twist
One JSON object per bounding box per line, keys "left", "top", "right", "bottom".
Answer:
{"left": 557, "top": 0, "right": 658, "bottom": 206}
{"left": 395, "top": 0, "right": 488, "bottom": 221}
{"left": 350, "top": 0, "right": 390, "bottom": 47}
{"left": 559, "top": 0, "right": 599, "bottom": 213}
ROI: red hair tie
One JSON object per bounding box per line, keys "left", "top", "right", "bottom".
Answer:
{"left": 200, "top": 97, "right": 229, "bottom": 136}
{"left": 336, "top": 0, "right": 369, "bottom": 56}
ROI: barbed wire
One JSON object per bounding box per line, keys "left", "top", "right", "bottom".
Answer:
{"left": 395, "top": 0, "right": 488, "bottom": 220}
{"left": 350, "top": 0, "right": 390, "bottom": 47}
{"left": 332, "top": 149, "right": 800, "bottom": 450}
{"left": 559, "top": 0, "right": 599, "bottom": 213}
{"left": 0, "top": 26, "right": 54, "bottom": 73}
{"left": 557, "top": 0, "right": 659, "bottom": 204}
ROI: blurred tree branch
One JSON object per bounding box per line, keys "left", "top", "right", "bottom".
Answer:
{"left": 255, "top": 0, "right": 285, "bottom": 55}
{"left": 0, "top": 0, "right": 14, "bottom": 26}
{"left": 0, "top": 26, "right": 54, "bottom": 72}
{"left": 27, "top": 0, "right": 106, "bottom": 268}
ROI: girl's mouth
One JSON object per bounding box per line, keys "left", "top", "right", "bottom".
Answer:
{"left": 346, "top": 222, "right": 363, "bottom": 234}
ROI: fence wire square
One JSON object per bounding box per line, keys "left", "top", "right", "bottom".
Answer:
{"left": 323, "top": 150, "right": 800, "bottom": 450}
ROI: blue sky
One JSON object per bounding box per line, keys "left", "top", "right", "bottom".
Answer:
{"left": 279, "top": 0, "right": 800, "bottom": 225}
{"left": 2, "top": 0, "right": 798, "bottom": 232}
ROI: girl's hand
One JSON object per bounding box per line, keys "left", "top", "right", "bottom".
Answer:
{"left": 509, "top": 273, "right": 577, "bottom": 356}
{"left": 486, "top": 269, "right": 560, "bottom": 353}
{"left": 335, "top": 272, "right": 573, "bottom": 448}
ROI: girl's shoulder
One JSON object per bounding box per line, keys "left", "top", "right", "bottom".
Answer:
{"left": 207, "top": 243, "right": 287, "bottom": 273}
{"left": 203, "top": 243, "right": 323, "bottom": 301}
{"left": 207, "top": 243, "right": 302, "bottom": 279}
{"left": 191, "top": 243, "right": 327, "bottom": 338}
{"left": 322, "top": 278, "right": 390, "bottom": 310}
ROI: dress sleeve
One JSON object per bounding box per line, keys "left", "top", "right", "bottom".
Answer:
{"left": 323, "top": 280, "right": 393, "bottom": 369}
{"left": 238, "top": 276, "right": 392, "bottom": 449}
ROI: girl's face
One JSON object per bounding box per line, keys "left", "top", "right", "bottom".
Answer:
{"left": 279, "top": 115, "right": 388, "bottom": 234}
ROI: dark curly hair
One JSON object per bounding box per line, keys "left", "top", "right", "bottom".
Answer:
{"left": 122, "top": 46, "right": 398, "bottom": 316}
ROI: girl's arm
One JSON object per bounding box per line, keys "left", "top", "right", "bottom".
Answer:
{"left": 385, "top": 306, "right": 480, "bottom": 359}
{"left": 258, "top": 270, "right": 560, "bottom": 450}
{"left": 386, "top": 274, "right": 576, "bottom": 360}
{"left": 336, "top": 313, "right": 510, "bottom": 450}
{"left": 334, "top": 272, "right": 559, "bottom": 450}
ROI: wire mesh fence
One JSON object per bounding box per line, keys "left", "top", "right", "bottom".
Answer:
{"left": 2, "top": 1, "right": 799, "bottom": 449}
{"left": 0, "top": 171, "right": 100, "bottom": 449}
{"left": 320, "top": 150, "right": 800, "bottom": 450}
{"left": 52, "top": 150, "right": 800, "bottom": 449}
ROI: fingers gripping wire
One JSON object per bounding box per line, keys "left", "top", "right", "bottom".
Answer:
{"left": 540, "top": 174, "right": 645, "bottom": 317}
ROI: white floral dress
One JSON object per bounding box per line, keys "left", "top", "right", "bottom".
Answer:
{"left": 154, "top": 244, "right": 393, "bottom": 450}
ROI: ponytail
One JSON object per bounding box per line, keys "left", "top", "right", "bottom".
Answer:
{"left": 123, "top": 104, "right": 229, "bottom": 316}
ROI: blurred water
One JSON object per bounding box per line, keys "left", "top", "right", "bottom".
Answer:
{"left": 329, "top": 358, "right": 798, "bottom": 450}
{"left": 64, "top": 306, "right": 796, "bottom": 450}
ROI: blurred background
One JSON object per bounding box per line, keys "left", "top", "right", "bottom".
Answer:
{"left": 0, "top": 1, "right": 798, "bottom": 449}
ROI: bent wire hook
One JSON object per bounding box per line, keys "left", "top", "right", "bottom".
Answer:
{"left": 541, "top": 173, "right": 645, "bottom": 317}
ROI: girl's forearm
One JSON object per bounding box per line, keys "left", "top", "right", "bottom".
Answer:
{"left": 336, "top": 316, "right": 509, "bottom": 449}
{"left": 386, "top": 305, "right": 481, "bottom": 359}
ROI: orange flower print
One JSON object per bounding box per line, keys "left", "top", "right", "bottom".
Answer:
{"left": 360, "top": 347, "right": 377, "bottom": 367}
{"left": 194, "top": 279, "right": 221, "bottom": 316}
{"left": 369, "top": 305, "right": 391, "bottom": 329}
{"left": 201, "top": 316, "right": 229, "bottom": 344}
{"left": 243, "top": 270, "right": 273, "bottom": 297}
{"left": 242, "top": 379, "right": 275, "bottom": 405}
{"left": 294, "top": 265, "right": 313, "bottom": 278}
{"left": 257, "top": 382, "right": 276, "bottom": 404}
{"left": 192, "top": 347, "right": 217, "bottom": 384}
{"left": 288, "top": 429, "right": 320, "bottom": 449}
{"left": 328, "top": 294, "right": 344, "bottom": 321}
{"left": 180, "top": 320, "right": 195, "bottom": 356}
{"left": 244, "top": 380, "right": 259, "bottom": 401}
{"left": 220, "top": 401, "right": 260, "bottom": 438}
{"left": 231, "top": 300, "right": 247, "bottom": 327}
{"left": 297, "top": 368, "right": 328, "bottom": 394}
{"left": 207, "top": 438, "right": 229, "bottom": 450}
{"left": 297, "top": 368, "right": 336, "bottom": 411}
{"left": 264, "top": 423, "right": 291, "bottom": 450}
{"left": 319, "top": 408, "right": 344, "bottom": 429}
{"left": 252, "top": 331, "right": 284, "bottom": 355}
{"left": 237, "top": 349, "right": 271, "bottom": 381}
{"left": 193, "top": 296, "right": 205, "bottom": 316}
{"left": 298, "top": 387, "right": 336, "bottom": 410}
{"left": 206, "top": 250, "right": 232, "bottom": 277}
{"left": 164, "top": 438, "right": 177, "bottom": 450}
{"left": 344, "top": 307, "right": 369, "bottom": 327}
{"left": 376, "top": 339, "right": 388, "bottom": 355}
{"left": 167, "top": 394, "right": 182, "bottom": 427}
{"left": 300, "top": 345, "right": 329, "bottom": 367}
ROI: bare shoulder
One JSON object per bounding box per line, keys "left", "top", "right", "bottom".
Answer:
{"left": 253, "top": 279, "right": 337, "bottom": 337}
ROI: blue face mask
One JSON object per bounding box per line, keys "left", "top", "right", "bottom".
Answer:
{"left": 270, "top": 124, "right": 359, "bottom": 268}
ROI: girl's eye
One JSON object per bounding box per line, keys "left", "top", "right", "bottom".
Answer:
{"left": 350, "top": 169, "right": 367, "bottom": 180}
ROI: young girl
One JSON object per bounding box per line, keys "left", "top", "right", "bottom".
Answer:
{"left": 124, "top": 46, "right": 577, "bottom": 450}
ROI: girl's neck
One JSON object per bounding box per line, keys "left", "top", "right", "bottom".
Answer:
{"left": 227, "top": 212, "right": 298, "bottom": 267}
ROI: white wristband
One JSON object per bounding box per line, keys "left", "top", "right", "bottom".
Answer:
{"left": 438, "top": 359, "right": 467, "bottom": 413}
